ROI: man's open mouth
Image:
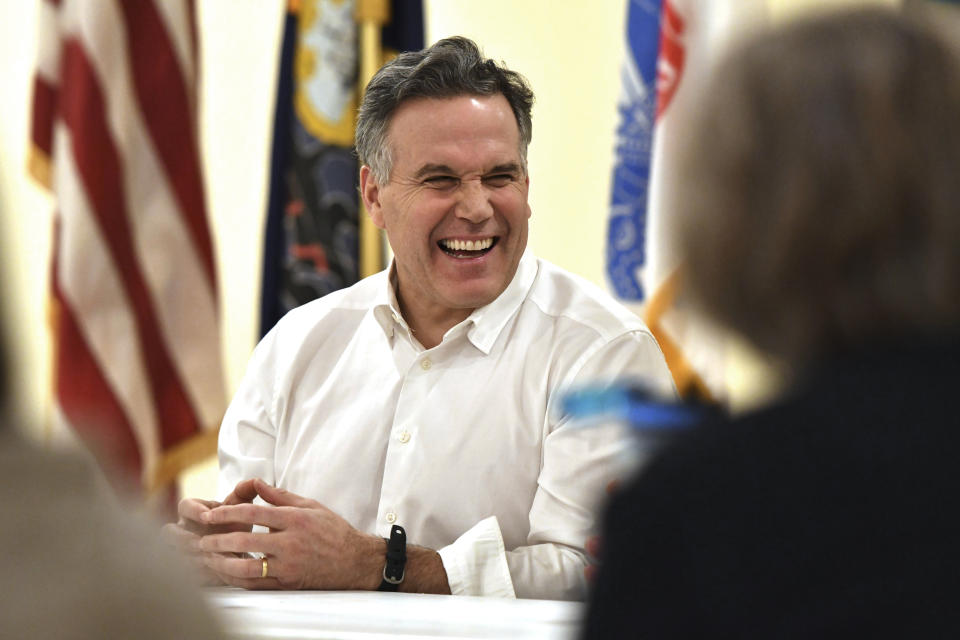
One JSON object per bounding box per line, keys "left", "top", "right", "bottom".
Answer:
{"left": 438, "top": 237, "right": 498, "bottom": 258}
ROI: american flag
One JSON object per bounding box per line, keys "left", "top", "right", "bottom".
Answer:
{"left": 29, "top": 0, "right": 225, "bottom": 502}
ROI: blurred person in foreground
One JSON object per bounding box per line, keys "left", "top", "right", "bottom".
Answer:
{"left": 0, "top": 317, "right": 223, "bottom": 634}
{"left": 583, "top": 7, "right": 960, "bottom": 638}
{"left": 166, "top": 36, "right": 675, "bottom": 600}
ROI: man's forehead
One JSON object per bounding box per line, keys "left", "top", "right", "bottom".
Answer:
{"left": 385, "top": 94, "right": 524, "bottom": 173}
{"left": 393, "top": 93, "right": 505, "bottom": 114}
{"left": 386, "top": 94, "right": 517, "bottom": 135}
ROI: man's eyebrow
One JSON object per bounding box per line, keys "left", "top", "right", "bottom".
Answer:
{"left": 413, "top": 164, "right": 457, "bottom": 179}
{"left": 487, "top": 163, "right": 523, "bottom": 175}
{"left": 412, "top": 163, "right": 524, "bottom": 179}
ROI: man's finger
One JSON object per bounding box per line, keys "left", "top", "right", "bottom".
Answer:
{"left": 178, "top": 497, "right": 219, "bottom": 525}
{"left": 203, "top": 552, "right": 273, "bottom": 580}
{"left": 224, "top": 478, "right": 259, "bottom": 505}
{"left": 216, "top": 575, "right": 282, "bottom": 591}
{"left": 203, "top": 503, "right": 288, "bottom": 529}
{"left": 199, "top": 531, "right": 278, "bottom": 556}
{"left": 182, "top": 552, "right": 229, "bottom": 586}
{"left": 205, "top": 561, "right": 281, "bottom": 591}
{"left": 161, "top": 523, "right": 202, "bottom": 553}
{"left": 253, "top": 479, "right": 317, "bottom": 509}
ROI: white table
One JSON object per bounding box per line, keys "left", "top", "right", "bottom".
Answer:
{"left": 205, "top": 588, "right": 584, "bottom": 640}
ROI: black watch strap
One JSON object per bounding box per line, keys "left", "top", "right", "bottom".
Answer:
{"left": 378, "top": 524, "right": 407, "bottom": 591}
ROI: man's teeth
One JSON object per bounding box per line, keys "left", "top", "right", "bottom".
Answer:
{"left": 441, "top": 238, "right": 494, "bottom": 252}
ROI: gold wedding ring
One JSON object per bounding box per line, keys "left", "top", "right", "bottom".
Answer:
{"left": 261, "top": 556, "right": 268, "bottom": 579}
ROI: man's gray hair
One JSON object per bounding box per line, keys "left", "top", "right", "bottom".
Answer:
{"left": 356, "top": 36, "right": 534, "bottom": 183}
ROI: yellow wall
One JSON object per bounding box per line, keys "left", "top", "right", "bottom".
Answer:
{"left": 0, "top": 2, "right": 54, "bottom": 430}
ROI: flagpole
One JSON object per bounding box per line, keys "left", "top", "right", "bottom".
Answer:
{"left": 356, "top": 0, "right": 389, "bottom": 278}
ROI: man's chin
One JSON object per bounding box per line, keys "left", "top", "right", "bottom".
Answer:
{"left": 442, "top": 283, "right": 506, "bottom": 311}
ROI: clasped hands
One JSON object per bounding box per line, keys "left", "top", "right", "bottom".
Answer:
{"left": 162, "top": 478, "right": 383, "bottom": 590}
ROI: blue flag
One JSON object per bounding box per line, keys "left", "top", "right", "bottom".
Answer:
{"left": 607, "top": 0, "right": 663, "bottom": 302}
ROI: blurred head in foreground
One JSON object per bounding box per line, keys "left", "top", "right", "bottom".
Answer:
{"left": 0, "top": 270, "right": 222, "bottom": 636}
{"left": 675, "top": 6, "right": 960, "bottom": 370}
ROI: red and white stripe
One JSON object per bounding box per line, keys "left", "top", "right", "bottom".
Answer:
{"left": 31, "top": 0, "right": 224, "bottom": 491}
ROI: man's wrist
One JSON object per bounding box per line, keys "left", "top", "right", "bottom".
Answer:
{"left": 348, "top": 533, "right": 387, "bottom": 591}
{"left": 355, "top": 533, "right": 451, "bottom": 594}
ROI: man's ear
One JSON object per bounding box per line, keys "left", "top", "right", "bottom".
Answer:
{"left": 360, "top": 165, "right": 385, "bottom": 230}
{"left": 524, "top": 175, "right": 532, "bottom": 219}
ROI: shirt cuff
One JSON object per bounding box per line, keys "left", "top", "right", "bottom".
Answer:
{"left": 437, "top": 516, "right": 517, "bottom": 598}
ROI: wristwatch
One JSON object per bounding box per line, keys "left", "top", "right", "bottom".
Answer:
{"left": 378, "top": 524, "right": 407, "bottom": 591}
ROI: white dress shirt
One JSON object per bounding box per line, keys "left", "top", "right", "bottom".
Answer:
{"left": 218, "top": 252, "right": 676, "bottom": 600}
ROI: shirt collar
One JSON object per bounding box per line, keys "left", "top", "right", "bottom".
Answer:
{"left": 372, "top": 264, "right": 409, "bottom": 339}
{"left": 461, "top": 249, "right": 537, "bottom": 354}
{"left": 372, "top": 251, "right": 538, "bottom": 354}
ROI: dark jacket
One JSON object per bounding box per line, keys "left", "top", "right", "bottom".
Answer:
{"left": 583, "top": 338, "right": 960, "bottom": 639}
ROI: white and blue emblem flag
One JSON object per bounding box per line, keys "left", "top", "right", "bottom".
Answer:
{"left": 606, "top": 0, "right": 765, "bottom": 399}
{"left": 607, "top": 0, "right": 663, "bottom": 301}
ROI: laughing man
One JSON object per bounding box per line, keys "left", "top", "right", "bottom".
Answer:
{"left": 168, "top": 37, "right": 674, "bottom": 600}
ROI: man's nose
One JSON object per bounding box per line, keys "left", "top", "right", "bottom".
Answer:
{"left": 454, "top": 180, "right": 494, "bottom": 223}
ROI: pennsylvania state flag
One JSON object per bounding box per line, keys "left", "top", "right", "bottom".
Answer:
{"left": 260, "top": 0, "right": 423, "bottom": 336}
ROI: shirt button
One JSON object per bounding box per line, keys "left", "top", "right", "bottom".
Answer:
{"left": 420, "top": 358, "right": 432, "bottom": 371}
{"left": 398, "top": 430, "right": 411, "bottom": 443}
{"left": 386, "top": 512, "right": 397, "bottom": 524}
